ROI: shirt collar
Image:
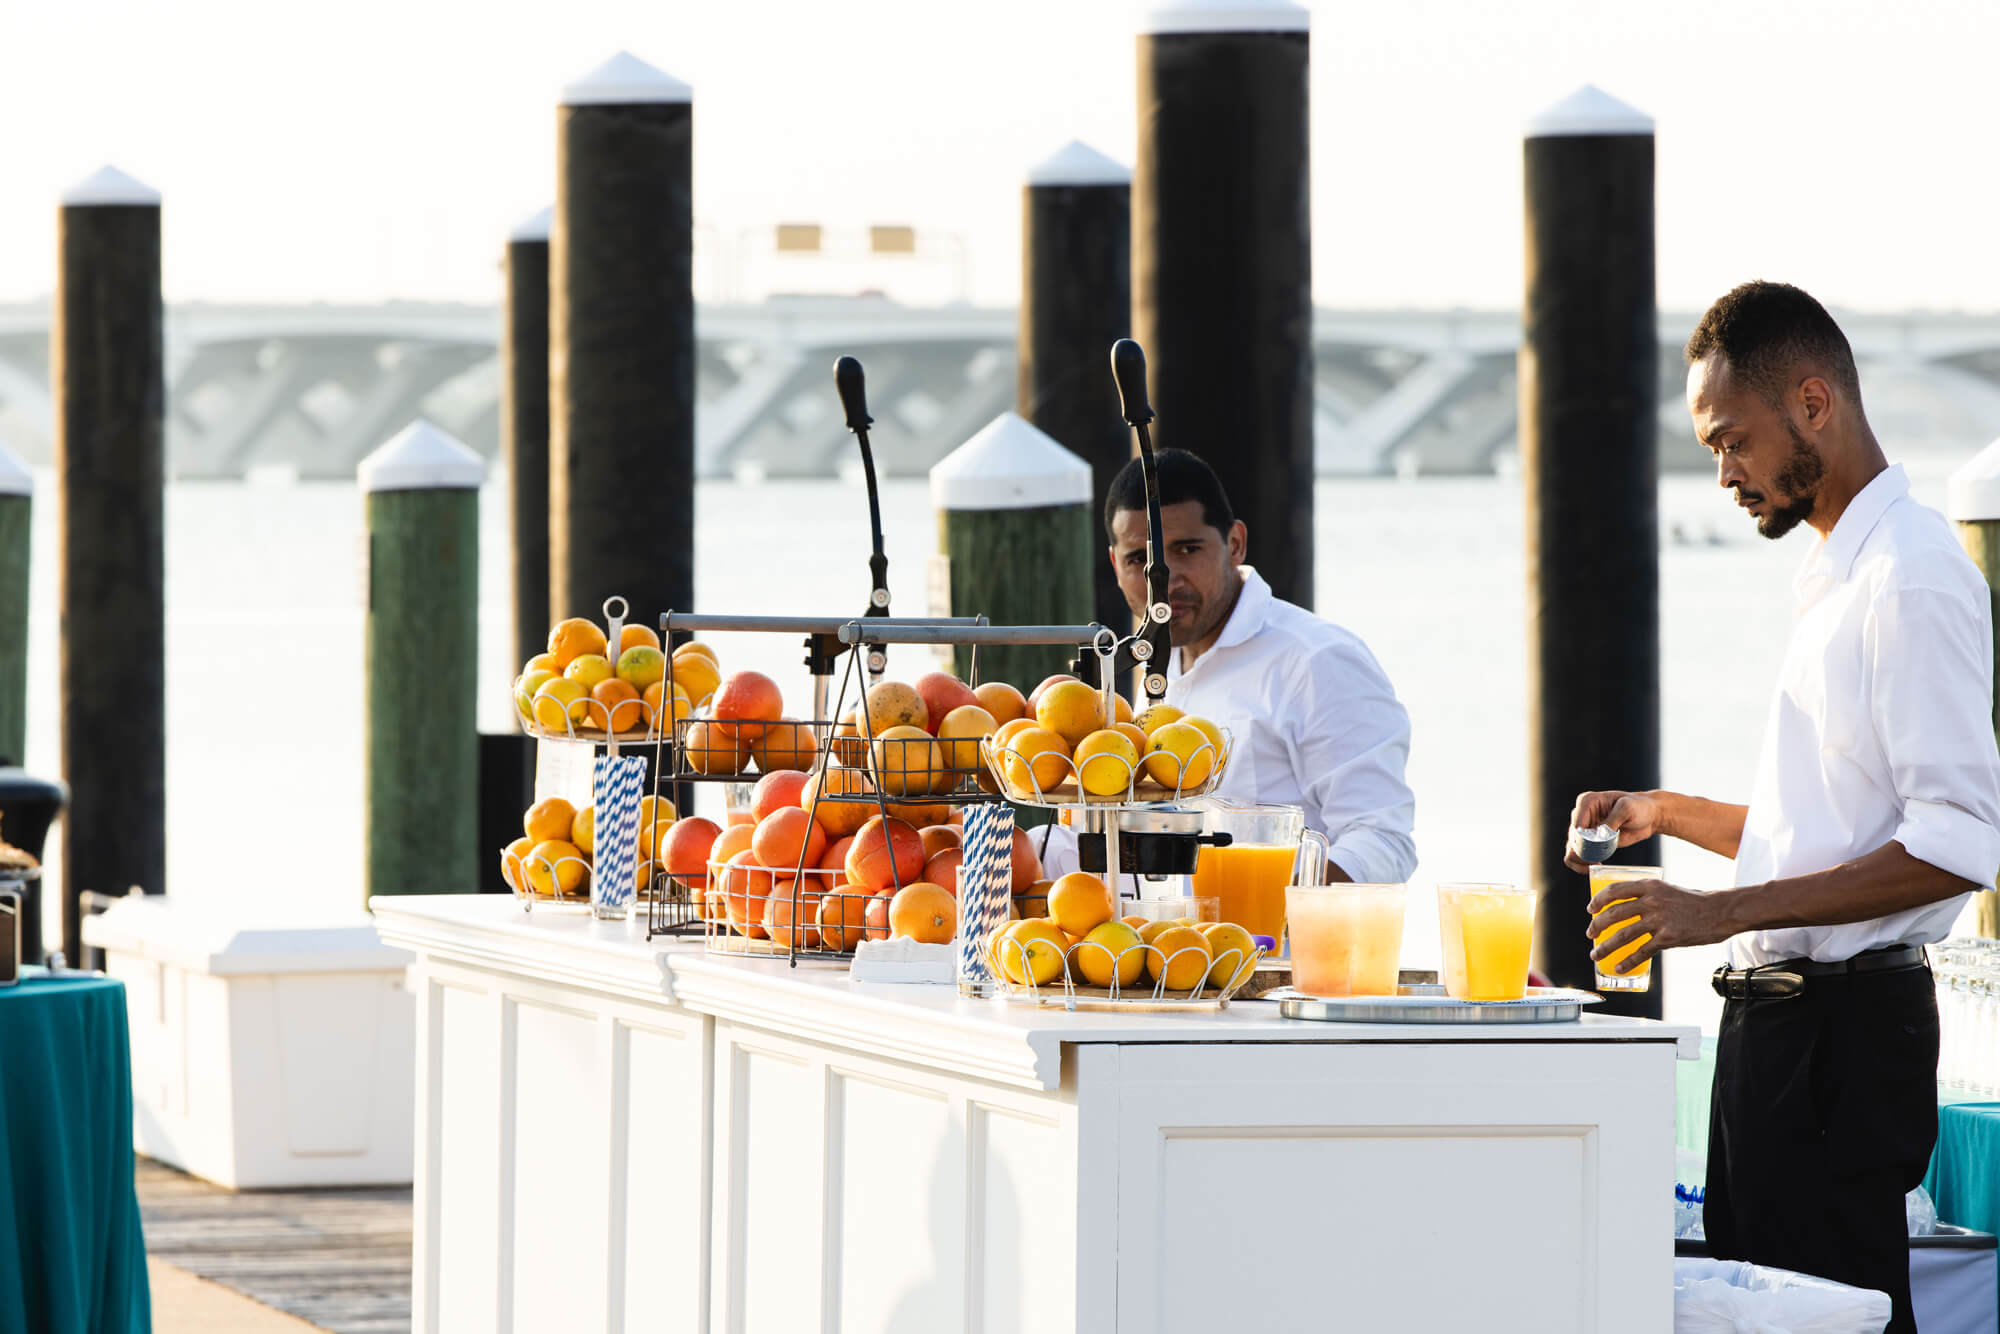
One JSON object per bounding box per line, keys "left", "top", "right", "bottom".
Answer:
{"left": 1795, "top": 464, "right": 1907, "bottom": 598}
{"left": 1176, "top": 566, "right": 1270, "bottom": 675}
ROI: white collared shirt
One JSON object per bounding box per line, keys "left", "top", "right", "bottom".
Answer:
{"left": 1163, "top": 567, "right": 1418, "bottom": 885}
{"left": 1730, "top": 464, "right": 2000, "bottom": 966}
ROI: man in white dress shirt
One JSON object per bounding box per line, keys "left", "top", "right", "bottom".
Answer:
{"left": 1103, "top": 450, "right": 1417, "bottom": 884}
{"left": 1567, "top": 281, "right": 2000, "bottom": 1332}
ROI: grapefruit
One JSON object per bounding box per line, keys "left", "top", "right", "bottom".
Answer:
{"left": 750, "top": 769, "right": 810, "bottom": 822}
{"left": 801, "top": 766, "right": 874, "bottom": 838}
{"left": 659, "top": 817, "right": 722, "bottom": 887}
{"left": 710, "top": 671, "right": 783, "bottom": 741}
{"left": 912, "top": 672, "right": 978, "bottom": 734}
{"left": 973, "top": 680, "right": 1029, "bottom": 725}
{"left": 846, "top": 816, "right": 927, "bottom": 892}
{"left": 752, "top": 807, "right": 827, "bottom": 874}
{"left": 862, "top": 680, "right": 927, "bottom": 735}
{"left": 763, "top": 882, "right": 822, "bottom": 949}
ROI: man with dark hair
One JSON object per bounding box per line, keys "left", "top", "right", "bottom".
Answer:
{"left": 1104, "top": 449, "right": 1416, "bottom": 883}
{"left": 1566, "top": 280, "right": 2000, "bottom": 1331}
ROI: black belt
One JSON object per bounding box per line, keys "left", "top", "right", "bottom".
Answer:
{"left": 1710, "top": 944, "right": 1926, "bottom": 1001}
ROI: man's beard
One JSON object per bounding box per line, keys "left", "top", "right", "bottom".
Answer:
{"left": 1748, "top": 420, "right": 1826, "bottom": 540}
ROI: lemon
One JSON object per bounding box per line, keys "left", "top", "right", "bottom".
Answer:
{"left": 532, "top": 677, "right": 589, "bottom": 733}
{"left": 564, "top": 653, "right": 615, "bottom": 691}
{"left": 514, "top": 668, "right": 556, "bottom": 721}
{"left": 1072, "top": 728, "right": 1141, "bottom": 797}
{"left": 616, "top": 645, "right": 666, "bottom": 691}
{"left": 1199, "top": 922, "right": 1260, "bottom": 990}
{"left": 571, "top": 804, "right": 595, "bottom": 856}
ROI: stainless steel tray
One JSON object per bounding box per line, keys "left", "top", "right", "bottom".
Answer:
{"left": 1270, "top": 984, "right": 1602, "bottom": 1025}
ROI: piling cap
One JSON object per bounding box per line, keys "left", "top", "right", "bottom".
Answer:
{"left": 560, "top": 50, "right": 692, "bottom": 106}
{"left": 1525, "top": 85, "right": 1655, "bottom": 139}
{"left": 509, "top": 206, "right": 552, "bottom": 243}
{"left": 1027, "top": 141, "right": 1131, "bottom": 187}
{"left": 1142, "top": 0, "right": 1309, "bottom": 34}
{"left": 60, "top": 165, "right": 161, "bottom": 207}
{"left": 358, "top": 419, "right": 485, "bottom": 493}
{"left": 1949, "top": 436, "right": 2000, "bottom": 522}
{"left": 0, "top": 444, "right": 29, "bottom": 497}
{"left": 931, "top": 412, "right": 1092, "bottom": 512}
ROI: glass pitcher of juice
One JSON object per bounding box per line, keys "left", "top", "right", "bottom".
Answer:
{"left": 1190, "top": 802, "right": 1327, "bottom": 943}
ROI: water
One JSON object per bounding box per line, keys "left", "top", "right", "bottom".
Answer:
{"left": 14, "top": 456, "right": 1983, "bottom": 1033}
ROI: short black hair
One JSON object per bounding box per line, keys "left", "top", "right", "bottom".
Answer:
{"left": 1684, "top": 281, "right": 1864, "bottom": 410}
{"left": 1103, "top": 448, "right": 1235, "bottom": 542}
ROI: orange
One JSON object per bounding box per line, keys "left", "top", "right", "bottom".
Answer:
{"left": 816, "top": 892, "right": 871, "bottom": 951}
{"left": 589, "top": 678, "right": 646, "bottom": 733}
{"left": 638, "top": 795, "right": 677, "bottom": 850}
{"left": 570, "top": 804, "right": 596, "bottom": 855}
{"left": 801, "top": 766, "right": 874, "bottom": 838}
{"left": 763, "top": 882, "right": 822, "bottom": 949}
{"left": 1047, "top": 871, "right": 1115, "bottom": 937}
{"left": 751, "top": 720, "right": 818, "bottom": 774}
{"left": 500, "top": 836, "right": 535, "bottom": 892}
{"left": 1132, "top": 703, "right": 1185, "bottom": 737}
{"left": 1074, "top": 921, "right": 1145, "bottom": 988}
{"left": 522, "top": 653, "right": 560, "bottom": 677}
{"left": 524, "top": 797, "right": 577, "bottom": 844}
{"left": 752, "top": 807, "right": 828, "bottom": 875}
{"left": 1072, "top": 728, "right": 1141, "bottom": 797}
{"left": 642, "top": 680, "right": 691, "bottom": 738}
{"left": 1113, "top": 721, "right": 1150, "bottom": 757}
{"left": 973, "top": 680, "right": 1030, "bottom": 725}
{"left": 1111, "top": 693, "right": 1134, "bottom": 725}
{"left": 525, "top": 839, "right": 587, "bottom": 896}
{"left": 1146, "top": 926, "right": 1212, "bottom": 991}
{"left": 873, "top": 724, "right": 941, "bottom": 797}
{"left": 936, "top": 704, "right": 999, "bottom": 774}
{"left": 1182, "top": 714, "right": 1227, "bottom": 772}
{"left": 887, "top": 883, "right": 956, "bottom": 944}
{"left": 676, "top": 639, "right": 719, "bottom": 665}
{"left": 830, "top": 710, "right": 869, "bottom": 767}
{"left": 1142, "top": 720, "right": 1215, "bottom": 791}
{"left": 1198, "top": 922, "right": 1260, "bottom": 990}
{"left": 995, "top": 919, "right": 1066, "bottom": 987}
{"left": 917, "top": 825, "right": 961, "bottom": 860}
{"left": 531, "top": 678, "right": 589, "bottom": 733}
{"left": 684, "top": 718, "right": 750, "bottom": 775}
{"left": 1035, "top": 680, "right": 1109, "bottom": 749}
{"left": 615, "top": 645, "right": 666, "bottom": 691}
{"left": 618, "top": 623, "right": 661, "bottom": 654}
{"left": 996, "top": 725, "right": 1071, "bottom": 800}
{"left": 546, "top": 618, "right": 608, "bottom": 670}
{"left": 913, "top": 673, "right": 979, "bottom": 734}
{"left": 1028, "top": 674, "right": 1079, "bottom": 711}
{"left": 862, "top": 681, "right": 927, "bottom": 735}
{"left": 669, "top": 649, "right": 721, "bottom": 709}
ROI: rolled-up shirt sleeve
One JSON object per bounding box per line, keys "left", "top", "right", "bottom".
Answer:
{"left": 1286, "top": 640, "right": 1418, "bottom": 885}
{"left": 1868, "top": 585, "right": 2000, "bottom": 889}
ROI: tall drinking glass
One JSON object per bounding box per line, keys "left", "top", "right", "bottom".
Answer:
{"left": 1190, "top": 803, "right": 1327, "bottom": 943}
{"left": 1588, "top": 865, "right": 1660, "bottom": 992}
{"left": 1287, "top": 884, "right": 1407, "bottom": 997}
{"left": 1437, "top": 883, "right": 1536, "bottom": 1001}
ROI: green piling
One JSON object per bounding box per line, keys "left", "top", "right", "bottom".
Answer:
{"left": 0, "top": 446, "right": 28, "bottom": 766}
{"left": 360, "top": 421, "right": 484, "bottom": 903}
{"left": 1950, "top": 440, "right": 2000, "bottom": 938}
{"left": 931, "top": 412, "right": 1094, "bottom": 689}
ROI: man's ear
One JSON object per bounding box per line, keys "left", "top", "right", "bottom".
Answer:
{"left": 1227, "top": 521, "right": 1248, "bottom": 565}
{"left": 1106, "top": 544, "right": 1121, "bottom": 574}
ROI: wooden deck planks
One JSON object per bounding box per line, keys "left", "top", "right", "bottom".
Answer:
{"left": 136, "top": 1158, "right": 413, "bottom": 1334}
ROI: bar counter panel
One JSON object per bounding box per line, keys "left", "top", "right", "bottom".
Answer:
{"left": 376, "top": 896, "right": 1693, "bottom": 1334}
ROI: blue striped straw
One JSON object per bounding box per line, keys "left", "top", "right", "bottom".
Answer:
{"left": 591, "top": 755, "right": 647, "bottom": 917}
{"left": 956, "top": 804, "right": 1014, "bottom": 990}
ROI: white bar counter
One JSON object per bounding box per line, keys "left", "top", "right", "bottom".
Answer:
{"left": 373, "top": 894, "right": 1698, "bottom": 1334}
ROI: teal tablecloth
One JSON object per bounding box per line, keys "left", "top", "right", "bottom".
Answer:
{"left": 0, "top": 972, "right": 149, "bottom": 1334}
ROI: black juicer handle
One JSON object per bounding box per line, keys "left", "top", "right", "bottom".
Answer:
{"left": 835, "top": 356, "right": 890, "bottom": 679}
{"left": 1111, "top": 339, "right": 1171, "bottom": 702}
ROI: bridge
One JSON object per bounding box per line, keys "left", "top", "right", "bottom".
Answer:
{"left": 2, "top": 299, "right": 1999, "bottom": 481}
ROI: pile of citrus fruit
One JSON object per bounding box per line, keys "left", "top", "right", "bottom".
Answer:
{"left": 500, "top": 792, "right": 682, "bottom": 901}
{"left": 970, "top": 674, "right": 1228, "bottom": 802}
{"left": 512, "top": 616, "right": 723, "bottom": 742}
{"left": 990, "top": 870, "right": 1262, "bottom": 999}
{"left": 656, "top": 768, "right": 1045, "bottom": 951}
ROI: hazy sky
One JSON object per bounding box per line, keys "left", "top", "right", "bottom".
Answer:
{"left": 2, "top": 0, "right": 1997, "bottom": 312}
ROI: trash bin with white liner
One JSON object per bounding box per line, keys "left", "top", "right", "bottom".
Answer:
{"left": 1676, "top": 1227, "right": 1998, "bottom": 1334}
{"left": 83, "top": 896, "right": 414, "bottom": 1188}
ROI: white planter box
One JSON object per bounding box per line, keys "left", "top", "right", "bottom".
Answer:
{"left": 84, "top": 898, "right": 416, "bottom": 1188}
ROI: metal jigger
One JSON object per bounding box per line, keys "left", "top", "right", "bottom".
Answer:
{"left": 1569, "top": 823, "right": 1620, "bottom": 865}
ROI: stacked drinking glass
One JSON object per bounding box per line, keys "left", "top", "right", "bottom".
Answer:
{"left": 1935, "top": 938, "right": 2000, "bottom": 1095}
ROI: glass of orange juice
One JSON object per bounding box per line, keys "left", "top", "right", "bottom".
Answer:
{"left": 1436, "top": 883, "right": 1536, "bottom": 1001}
{"left": 1190, "top": 803, "right": 1326, "bottom": 943}
{"left": 1588, "top": 865, "right": 1660, "bottom": 992}
{"left": 1287, "top": 884, "right": 1407, "bottom": 997}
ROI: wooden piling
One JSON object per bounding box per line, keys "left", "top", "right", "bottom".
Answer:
{"left": 932, "top": 413, "right": 1094, "bottom": 688}
{"left": 360, "top": 422, "right": 484, "bottom": 901}
{"left": 1949, "top": 439, "right": 2000, "bottom": 938}
{"left": 0, "top": 446, "right": 28, "bottom": 767}
{"left": 550, "top": 52, "right": 694, "bottom": 627}
{"left": 55, "top": 166, "right": 166, "bottom": 961}
{"left": 1133, "top": 1, "right": 1315, "bottom": 608}
{"left": 1021, "top": 142, "right": 1131, "bottom": 638}
{"left": 504, "top": 206, "right": 552, "bottom": 671}
{"left": 1521, "top": 87, "right": 1663, "bottom": 1015}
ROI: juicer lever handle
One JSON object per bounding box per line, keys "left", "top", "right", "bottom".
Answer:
{"left": 1111, "top": 339, "right": 1154, "bottom": 426}
{"left": 1197, "top": 832, "right": 1234, "bottom": 849}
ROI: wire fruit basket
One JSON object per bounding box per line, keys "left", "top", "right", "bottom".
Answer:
{"left": 983, "top": 929, "right": 1266, "bottom": 1012}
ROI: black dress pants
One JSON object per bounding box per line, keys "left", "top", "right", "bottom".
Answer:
{"left": 1705, "top": 963, "right": 1939, "bottom": 1334}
